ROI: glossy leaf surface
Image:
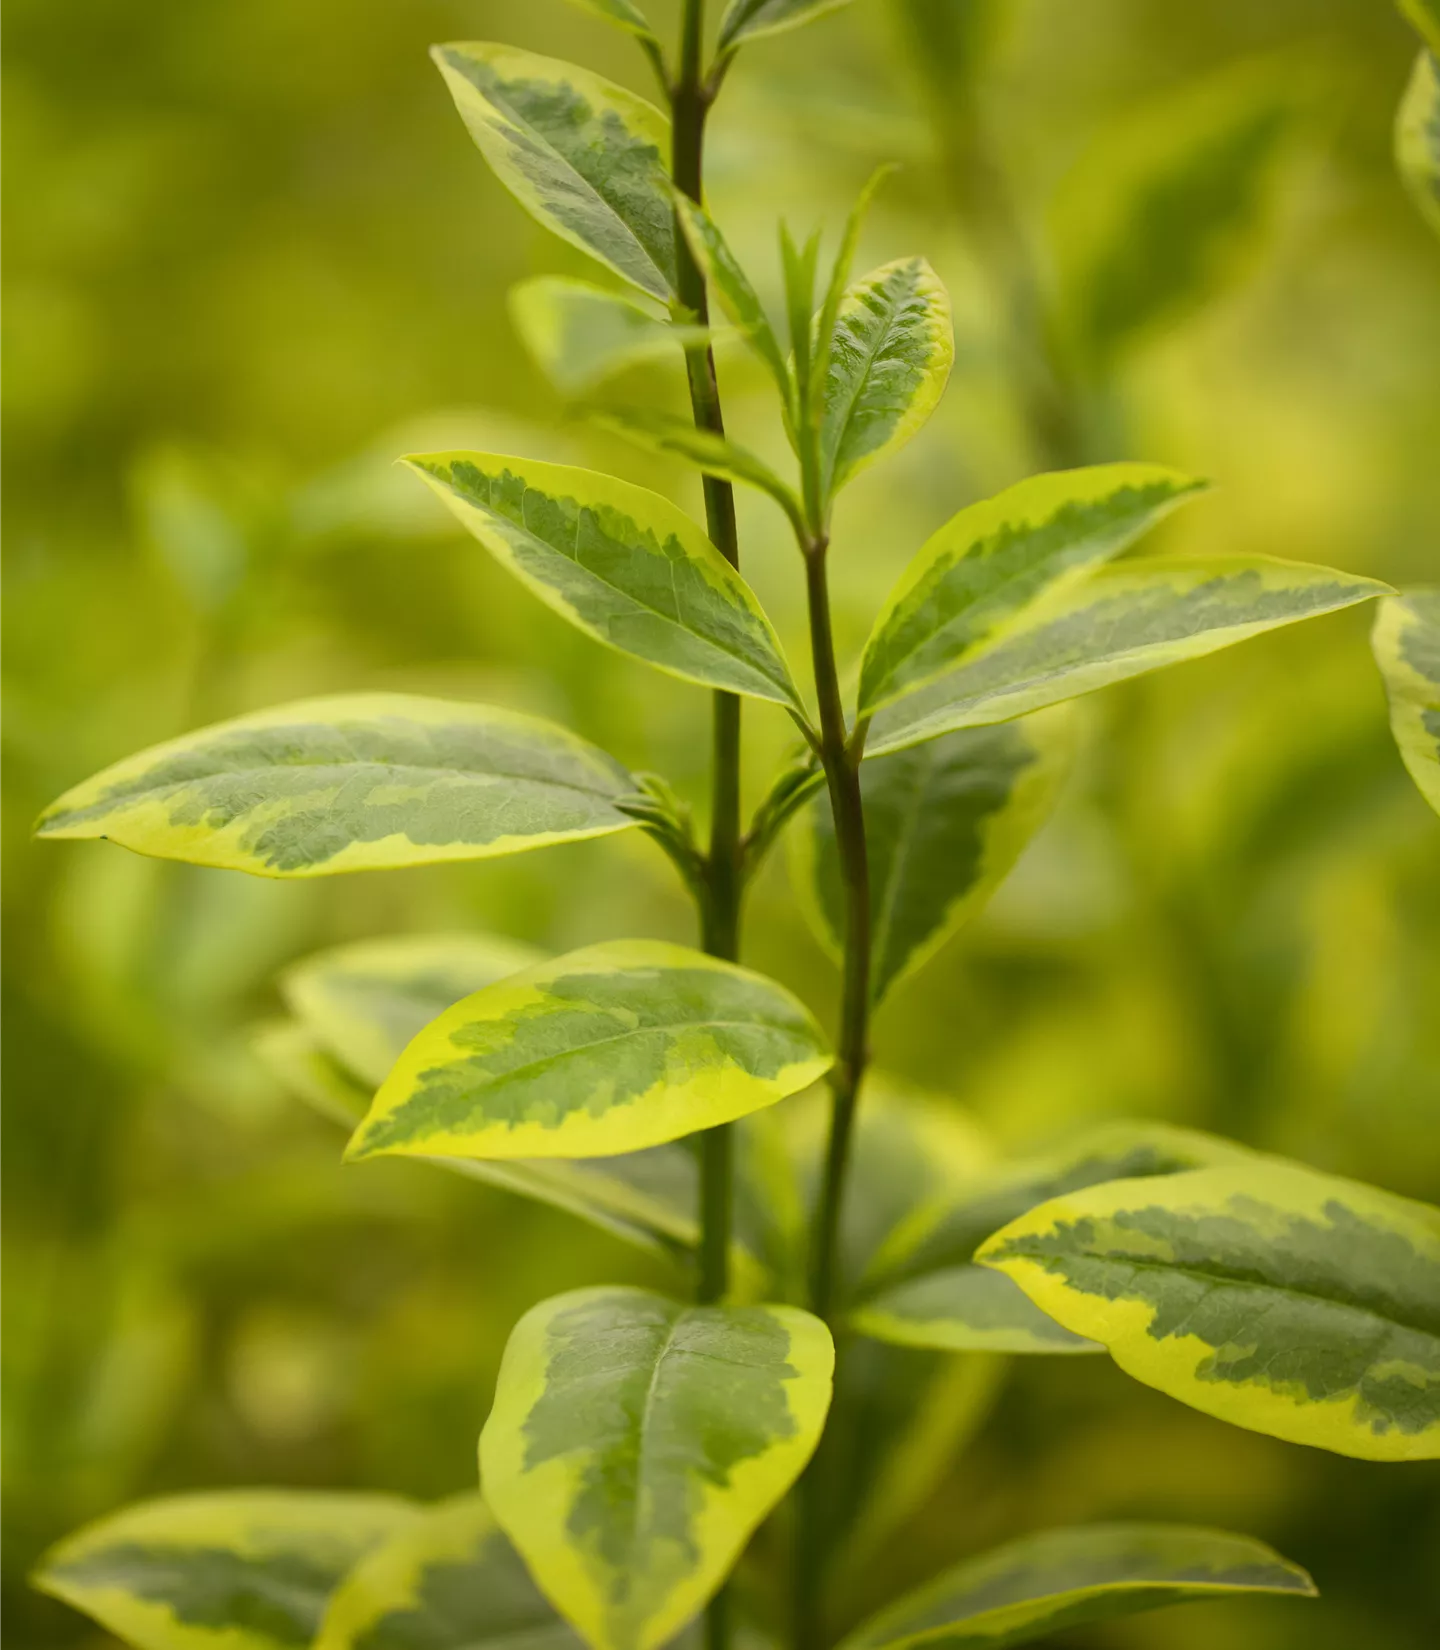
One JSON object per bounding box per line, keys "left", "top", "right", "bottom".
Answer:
{"left": 793, "top": 711, "right": 1073, "bottom": 1005}
{"left": 35, "top": 694, "right": 638, "bottom": 876}
{"left": 510, "top": 279, "right": 707, "bottom": 395}
{"left": 979, "top": 1162, "right": 1440, "bottom": 1459}
{"left": 480, "top": 1286, "right": 833, "bottom": 1650}
{"left": 821, "top": 258, "right": 952, "bottom": 496}
{"left": 1397, "top": 49, "right": 1440, "bottom": 239}
{"left": 34, "top": 1492, "right": 416, "bottom": 1650}
{"left": 433, "top": 44, "right": 674, "bottom": 299}
{"left": 866, "top": 558, "right": 1388, "bottom": 757}
{"left": 316, "top": 1493, "right": 580, "bottom": 1650}
{"left": 347, "top": 940, "right": 832, "bottom": 1163}
{"left": 1372, "top": 589, "right": 1440, "bottom": 813}
{"left": 853, "top": 1124, "right": 1249, "bottom": 1355}
{"left": 282, "top": 932, "right": 544, "bottom": 1087}
{"left": 719, "top": 0, "right": 857, "bottom": 50}
{"left": 407, "top": 453, "right": 800, "bottom": 707}
{"left": 858, "top": 465, "right": 1204, "bottom": 718}
{"left": 840, "top": 1523, "right": 1314, "bottom": 1650}
{"left": 1055, "top": 64, "right": 1297, "bottom": 365}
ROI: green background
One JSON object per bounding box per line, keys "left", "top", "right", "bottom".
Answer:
{"left": 5, "top": 1, "right": 1439, "bottom": 1647}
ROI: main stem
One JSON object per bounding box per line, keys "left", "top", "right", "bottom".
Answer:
{"left": 794, "top": 542, "right": 873, "bottom": 1650}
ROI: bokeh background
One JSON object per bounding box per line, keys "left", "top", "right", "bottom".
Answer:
{"left": 5, "top": 1, "right": 1439, "bottom": 1646}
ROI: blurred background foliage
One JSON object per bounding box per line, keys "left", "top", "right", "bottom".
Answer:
{"left": 4, "top": 1, "right": 1439, "bottom": 1647}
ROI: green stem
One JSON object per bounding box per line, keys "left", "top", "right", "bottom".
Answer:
{"left": 793, "top": 540, "right": 873, "bottom": 1650}
{"left": 670, "top": 0, "right": 740, "bottom": 1318}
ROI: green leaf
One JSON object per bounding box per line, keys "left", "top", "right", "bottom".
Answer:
{"left": 1055, "top": 62, "right": 1299, "bottom": 366}
{"left": 346, "top": 939, "right": 832, "bottom": 1164}
{"left": 1397, "top": 49, "right": 1440, "bottom": 239}
{"left": 792, "top": 710, "right": 1074, "bottom": 1005}
{"left": 866, "top": 557, "right": 1389, "bottom": 758}
{"left": 34, "top": 694, "right": 640, "bottom": 876}
{"left": 479, "top": 1286, "right": 834, "bottom": 1650}
{"left": 1372, "top": 589, "right": 1440, "bottom": 814}
{"left": 563, "top": 0, "right": 660, "bottom": 48}
{"left": 839, "top": 1523, "right": 1315, "bottom": 1650}
{"left": 510, "top": 278, "right": 709, "bottom": 395}
{"left": 719, "top": 0, "right": 858, "bottom": 52}
{"left": 978, "top": 1161, "right": 1440, "bottom": 1460}
{"left": 852, "top": 1124, "right": 1250, "bottom": 1355}
{"left": 673, "top": 197, "right": 792, "bottom": 400}
{"left": 432, "top": 44, "right": 675, "bottom": 300}
{"left": 316, "top": 1493, "right": 580, "bottom": 1650}
{"left": 821, "top": 258, "right": 953, "bottom": 497}
{"left": 282, "top": 932, "right": 545, "bottom": 1088}
{"left": 406, "top": 453, "right": 801, "bottom": 708}
{"left": 811, "top": 167, "right": 896, "bottom": 429}
{"left": 858, "top": 465, "right": 1206, "bottom": 718}
{"left": 1400, "top": 0, "right": 1440, "bottom": 56}
{"left": 589, "top": 406, "right": 805, "bottom": 530}
{"left": 33, "top": 1491, "right": 417, "bottom": 1650}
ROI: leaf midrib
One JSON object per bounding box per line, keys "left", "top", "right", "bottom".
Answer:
{"left": 825, "top": 273, "right": 913, "bottom": 488}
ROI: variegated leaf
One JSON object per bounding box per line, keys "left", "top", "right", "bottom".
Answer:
{"left": 407, "top": 453, "right": 801, "bottom": 708}
{"left": 346, "top": 940, "right": 832, "bottom": 1163}
{"left": 792, "top": 711, "right": 1074, "bottom": 1005}
{"left": 479, "top": 1286, "right": 833, "bottom": 1650}
{"left": 1372, "top": 589, "right": 1440, "bottom": 813}
{"left": 433, "top": 44, "right": 675, "bottom": 300}
{"left": 34, "top": 694, "right": 639, "bottom": 876}
{"left": 1055, "top": 63, "right": 1298, "bottom": 365}
{"left": 866, "top": 558, "right": 1389, "bottom": 758}
{"left": 315, "top": 1493, "right": 580, "bottom": 1650}
{"left": 979, "top": 1162, "right": 1440, "bottom": 1460}
{"left": 840, "top": 1523, "right": 1315, "bottom": 1650}
{"left": 719, "top": 0, "right": 858, "bottom": 51}
{"left": 510, "top": 278, "right": 708, "bottom": 395}
{"left": 1397, "top": 48, "right": 1440, "bottom": 239}
{"left": 858, "top": 465, "right": 1205, "bottom": 718}
{"left": 33, "top": 1491, "right": 417, "bottom": 1650}
{"left": 282, "top": 932, "right": 544, "bottom": 1088}
{"left": 821, "top": 258, "right": 952, "bottom": 496}
{"left": 252, "top": 1019, "right": 372, "bottom": 1127}
{"left": 852, "top": 1124, "right": 1250, "bottom": 1355}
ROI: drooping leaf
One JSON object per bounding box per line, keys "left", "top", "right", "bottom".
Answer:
{"left": 588, "top": 406, "right": 805, "bottom": 531}
{"left": 1054, "top": 62, "right": 1299, "bottom": 366}
{"left": 479, "top": 1286, "right": 833, "bottom": 1650}
{"left": 719, "top": 0, "right": 858, "bottom": 52}
{"left": 979, "top": 1161, "right": 1440, "bottom": 1460}
{"left": 852, "top": 1124, "right": 1250, "bottom": 1355}
{"left": 563, "top": 0, "right": 660, "bottom": 49}
{"left": 406, "top": 453, "right": 801, "bottom": 708}
{"left": 1372, "top": 589, "right": 1440, "bottom": 813}
{"left": 33, "top": 1491, "right": 417, "bottom": 1650}
{"left": 1400, "top": 0, "right": 1440, "bottom": 57}
{"left": 839, "top": 1523, "right": 1315, "bottom": 1650}
{"left": 1396, "top": 48, "right": 1440, "bottom": 239}
{"left": 792, "top": 710, "right": 1074, "bottom": 1005}
{"left": 346, "top": 939, "right": 832, "bottom": 1164}
{"left": 510, "top": 278, "right": 709, "bottom": 395}
{"left": 820, "top": 258, "right": 953, "bottom": 497}
{"left": 673, "top": 197, "right": 792, "bottom": 399}
{"left": 866, "top": 558, "right": 1389, "bottom": 758}
{"left": 858, "top": 465, "right": 1206, "bottom": 718}
{"left": 34, "top": 694, "right": 640, "bottom": 876}
{"left": 282, "top": 932, "right": 545, "bottom": 1088}
{"left": 432, "top": 44, "right": 675, "bottom": 300}
{"left": 315, "top": 1493, "right": 580, "bottom": 1650}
